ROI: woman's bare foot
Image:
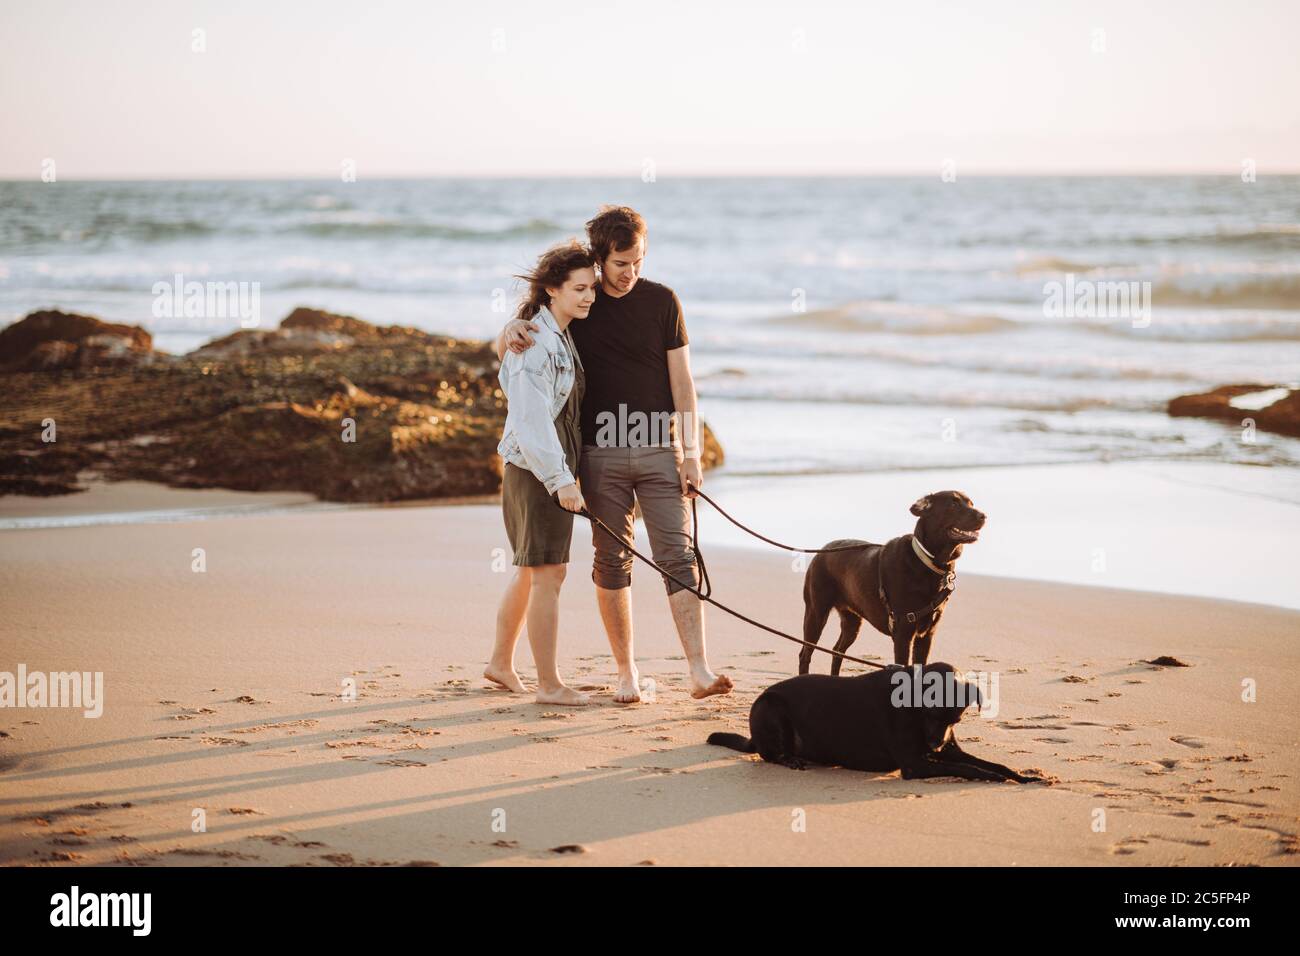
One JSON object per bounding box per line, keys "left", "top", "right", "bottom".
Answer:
{"left": 535, "top": 684, "right": 590, "bottom": 706}
{"left": 690, "top": 669, "right": 733, "bottom": 699}
{"left": 484, "top": 664, "right": 527, "bottom": 694}
{"left": 613, "top": 667, "right": 641, "bottom": 703}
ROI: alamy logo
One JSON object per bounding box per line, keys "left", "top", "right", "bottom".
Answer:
{"left": 594, "top": 404, "right": 696, "bottom": 450}
{"left": 1042, "top": 274, "right": 1151, "bottom": 328}
{"left": 0, "top": 665, "right": 103, "bottom": 718}
{"left": 49, "top": 886, "right": 151, "bottom": 936}
{"left": 152, "top": 272, "right": 261, "bottom": 328}
{"left": 889, "top": 665, "right": 999, "bottom": 717}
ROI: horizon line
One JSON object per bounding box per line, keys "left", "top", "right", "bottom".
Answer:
{"left": 4, "top": 169, "right": 1300, "bottom": 183}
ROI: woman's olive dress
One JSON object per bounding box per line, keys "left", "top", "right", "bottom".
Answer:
{"left": 501, "top": 327, "right": 585, "bottom": 566}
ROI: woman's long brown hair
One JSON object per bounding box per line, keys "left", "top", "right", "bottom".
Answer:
{"left": 513, "top": 240, "right": 597, "bottom": 325}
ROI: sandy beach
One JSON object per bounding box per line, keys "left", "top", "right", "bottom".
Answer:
{"left": 2, "top": 483, "right": 1297, "bottom": 867}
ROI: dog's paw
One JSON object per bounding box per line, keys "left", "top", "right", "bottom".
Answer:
{"left": 1016, "top": 770, "right": 1055, "bottom": 785}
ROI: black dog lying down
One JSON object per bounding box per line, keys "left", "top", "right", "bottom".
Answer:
{"left": 708, "top": 662, "right": 1044, "bottom": 783}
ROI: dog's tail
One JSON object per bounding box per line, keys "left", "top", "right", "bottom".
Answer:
{"left": 707, "top": 731, "right": 756, "bottom": 753}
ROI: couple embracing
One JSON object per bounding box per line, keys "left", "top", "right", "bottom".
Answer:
{"left": 485, "top": 205, "right": 733, "bottom": 706}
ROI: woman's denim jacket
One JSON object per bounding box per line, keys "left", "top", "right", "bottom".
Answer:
{"left": 496, "top": 305, "right": 578, "bottom": 495}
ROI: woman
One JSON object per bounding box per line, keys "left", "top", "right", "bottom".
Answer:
{"left": 484, "top": 240, "right": 597, "bottom": 705}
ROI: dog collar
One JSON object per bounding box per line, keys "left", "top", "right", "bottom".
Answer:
{"left": 879, "top": 537, "right": 957, "bottom": 632}
{"left": 911, "top": 535, "right": 954, "bottom": 584}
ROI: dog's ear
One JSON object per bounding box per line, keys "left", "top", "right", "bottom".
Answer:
{"left": 910, "top": 495, "right": 932, "bottom": 517}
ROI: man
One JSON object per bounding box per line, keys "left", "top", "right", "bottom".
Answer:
{"left": 495, "top": 205, "right": 732, "bottom": 702}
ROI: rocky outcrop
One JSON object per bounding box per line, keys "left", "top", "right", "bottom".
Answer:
{"left": 191, "top": 307, "right": 432, "bottom": 359}
{"left": 0, "top": 307, "right": 725, "bottom": 501}
{"left": 0, "top": 310, "right": 165, "bottom": 372}
{"left": 1167, "top": 383, "right": 1300, "bottom": 438}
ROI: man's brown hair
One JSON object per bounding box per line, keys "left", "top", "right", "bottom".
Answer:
{"left": 585, "top": 205, "right": 647, "bottom": 262}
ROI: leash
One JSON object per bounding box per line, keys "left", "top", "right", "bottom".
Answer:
{"left": 686, "top": 487, "right": 873, "bottom": 555}
{"left": 555, "top": 487, "right": 888, "bottom": 670}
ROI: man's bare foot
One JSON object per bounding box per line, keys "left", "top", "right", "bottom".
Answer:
{"left": 535, "top": 684, "right": 590, "bottom": 706}
{"left": 690, "top": 670, "right": 733, "bottom": 699}
{"left": 484, "top": 664, "right": 527, "bottom": 694}
{"left": 613, "top": 669, "right": 641, "bottom": 704}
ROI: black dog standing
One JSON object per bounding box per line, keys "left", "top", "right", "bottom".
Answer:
{"left": 799, "top": 491, "right": 985, "bottom": 673}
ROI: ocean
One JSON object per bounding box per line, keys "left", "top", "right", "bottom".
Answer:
{"left": 2, "top": 175, "right": 1299, "bottom": 483}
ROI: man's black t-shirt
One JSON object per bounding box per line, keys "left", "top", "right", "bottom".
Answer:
{"left": 568, "top": 278, "right": 688, "bottom": 447}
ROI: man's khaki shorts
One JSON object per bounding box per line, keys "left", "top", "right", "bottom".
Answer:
{"left": 577, "top": 444, "right": 699, "bottom": 595}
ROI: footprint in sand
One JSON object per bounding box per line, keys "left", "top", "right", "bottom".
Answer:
{"left": 1200, "top": 794, "right": 1267, "bottom": 808}
{"left": 999, "top": 722, "right": 1068, "bottom": 731}
{"left": 231, "top": 719, "right": 318, "bottom": 735}
{"left": 51, "top": 830, "right": 91, "bottom": 846}
{"left": 163, "top": 847, "right": 262, "bottom": 861}
{"left": 1236, "top": 823, "right": 1298, "bottom": 854}
{"left": 1109, "top": 837, "right": 1149, "bottom": 855}
{"left": 171, "top": 707, "right": 217, "bottom": 721}
{"left": 251, "top": 834, "right": 326, "bottom": 848}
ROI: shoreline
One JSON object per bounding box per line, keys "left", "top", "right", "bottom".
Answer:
{"left": 0, "top": 476, "right": 500, "bottom": 531}
{"left": 5, "top": 456, "right": 1296, "bottom": 611}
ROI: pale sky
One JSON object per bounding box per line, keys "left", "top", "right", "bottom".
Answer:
{"left": 2, "top": 0, "right": 1298, "bottom": 178}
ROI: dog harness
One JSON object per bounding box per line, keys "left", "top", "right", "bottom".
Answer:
{"left": 878, "top": 534, "right": 957, "bottom": 635}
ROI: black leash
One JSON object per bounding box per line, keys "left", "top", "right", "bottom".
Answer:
{"left": 687, "top": 487, "right": 871, "bottom": 555}
{"left": 555, "top": 487, "right": 887, "bottom": 670}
